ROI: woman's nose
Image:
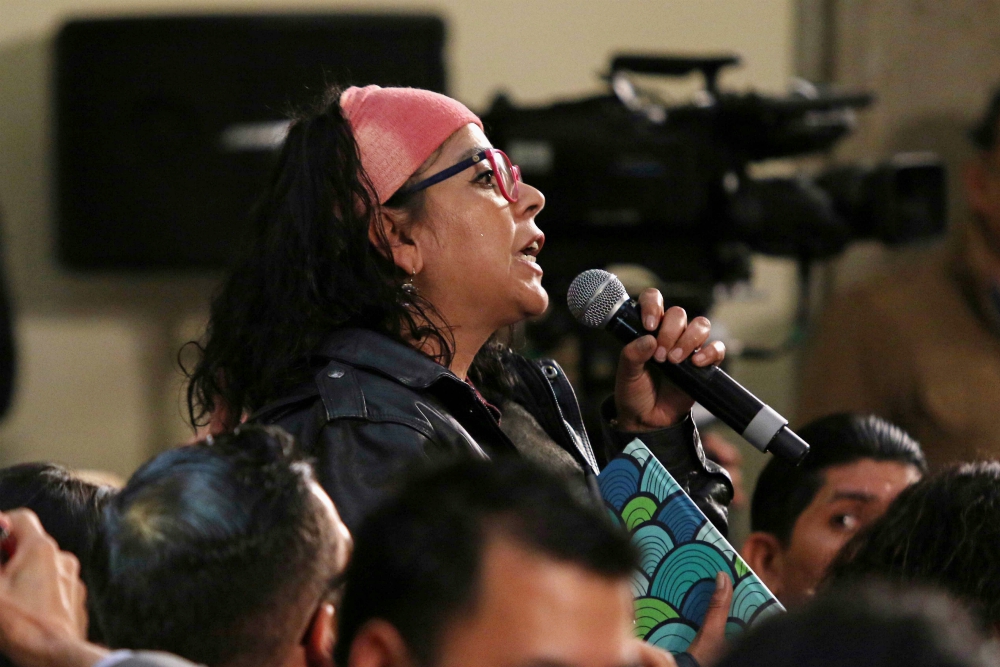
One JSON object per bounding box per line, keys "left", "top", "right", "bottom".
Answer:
{"left": 515, "top": 182, "right": 545, "bottom": 219}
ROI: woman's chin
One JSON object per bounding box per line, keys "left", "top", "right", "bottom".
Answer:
{"left": 520, "top": 287, "right": 550, "bottom": 319}
{"left": 489, "top": 284, "right": 549, "bottom": 328}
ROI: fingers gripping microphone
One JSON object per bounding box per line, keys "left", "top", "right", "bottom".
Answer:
{"left": 568, "top": 269, "right": 810, "bottom": 464}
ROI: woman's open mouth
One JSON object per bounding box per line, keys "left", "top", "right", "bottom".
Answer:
{"left": 519, "top": 240, "right": 541, "bottom": 263}
{"left": 517, "top": 232, "right": 545, "bottom": 264}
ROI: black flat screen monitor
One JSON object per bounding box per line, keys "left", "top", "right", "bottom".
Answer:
{"left": 55, "top": 14, "right": 447, "bottom": 269}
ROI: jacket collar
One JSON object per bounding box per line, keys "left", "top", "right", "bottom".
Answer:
{"left": 314, "top": 328, "right": 458, "bottom": 389}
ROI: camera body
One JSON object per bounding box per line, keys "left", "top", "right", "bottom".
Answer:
{"left": 482, "top": 54, "right": 946, "bottom": 315}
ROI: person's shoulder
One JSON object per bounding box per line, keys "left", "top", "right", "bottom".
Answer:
{"left": 314, "top": 359, "right": 434, "bottom": 431}
{"left": 254, "top": 357, "right": 440, "bottom": 451}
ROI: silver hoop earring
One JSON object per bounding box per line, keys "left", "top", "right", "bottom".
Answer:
{"left": 402, "top": 268, "right": 417, "bottom": 295}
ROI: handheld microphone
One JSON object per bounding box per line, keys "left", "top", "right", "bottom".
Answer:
{"left": 568, "top": 269, "right": 810, "bottom": 464}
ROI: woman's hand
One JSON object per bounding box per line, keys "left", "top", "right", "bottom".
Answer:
{"left": 614, "top": 288, "right": 725, "bottom": 432}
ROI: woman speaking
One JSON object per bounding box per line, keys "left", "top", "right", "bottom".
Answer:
{"left": 185, "top": 85, "right": 733, "bottom": 531}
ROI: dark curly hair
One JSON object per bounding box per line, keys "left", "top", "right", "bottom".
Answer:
{"left": 183, "top": 87, "right": 494, "bottom": 430}
{"left": 825, "top": 461, "right": 1000, "bottom": 626}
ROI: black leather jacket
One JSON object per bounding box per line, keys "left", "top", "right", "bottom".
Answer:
{"left": 252, "top": 328, "right": 733, "bottom": 532}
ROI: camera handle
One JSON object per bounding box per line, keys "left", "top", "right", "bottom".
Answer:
{"left": 609, "top": 54, "right": 740, "bottom": 95}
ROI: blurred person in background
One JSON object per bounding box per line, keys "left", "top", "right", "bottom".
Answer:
{"left": 91, "top": 425, "right": 352, "bottom": 667}
{"left": 714, "top": 582, "right": 997, "bottom": 667}
{"left": 799, "top": 85, "right": 1000, "bottom": 469}
{"left": 741, "top": 414, "right": 925, "bottom": 608}
{"left": 0, "top": 463, "right": 116, "bottom": 644}
{"left": 826, "top": 460, "right": 1000, "bottom": 633}
{"left": 184, "top": 85, "right": 732, "bottom": 533}
{"left": 336, "top": 458, "right": 731, "bottom": 667}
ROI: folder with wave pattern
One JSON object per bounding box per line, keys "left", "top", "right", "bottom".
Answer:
{"left": 599, "top": 439, "right": 784, "bottom": 653}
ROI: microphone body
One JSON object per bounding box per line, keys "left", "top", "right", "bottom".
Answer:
{"left": 569, "top": 270, "right": 810, "bottom": 464}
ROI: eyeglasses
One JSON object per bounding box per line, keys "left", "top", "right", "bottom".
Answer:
{"left": 394, "top": 148, "right": 522, "bottom": 203}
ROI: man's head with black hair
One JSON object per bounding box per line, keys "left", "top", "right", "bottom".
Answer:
{"left": 336, "top": 458, "right": 641, "bottom": 667}
{"left": 827, "top": 461, "right": 1000, "bottom": 629}
{"left": 742, "top": 414, "right": 925, "bottom": 608}
{"left": 93, "top": 425, "right": 352, "bottom": 667}
{"left": 0, "top": 463, "right": 114, "bottom": 565}
{"left": 716, "top": 581, "right": 995, "bottom": 667}
{"left": 0, "top": 463, "right": 115, "bottom": 644}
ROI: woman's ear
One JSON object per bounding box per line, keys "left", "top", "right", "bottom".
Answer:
{"left": 741, "top": 531, "right": 786, "bottom": 599}
{"left": 304, "top": 603, "right": 336, "bottom": 667}
{"left": 369, "top": 207, "right": 422, "bottom": 277}
{"left": 346, "top": 619, "right": 418, "bottom": 667}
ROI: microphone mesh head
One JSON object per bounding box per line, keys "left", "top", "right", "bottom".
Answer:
{"left": 567, "top": 269, "right": 628, "bottom": 328}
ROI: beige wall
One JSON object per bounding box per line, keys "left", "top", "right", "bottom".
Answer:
{"left": 0, "top": 0, "right": 794, "bottom": 478}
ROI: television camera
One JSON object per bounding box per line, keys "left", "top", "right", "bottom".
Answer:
{"left": 482, "top": 54, "right": 946, "bottom": 432}
{"left": 482, "top": 54, "right": 946, "bottom": 320}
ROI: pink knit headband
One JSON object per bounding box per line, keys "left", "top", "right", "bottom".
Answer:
{"left": 339, "top": 85, "right": 483, "bottom": 204}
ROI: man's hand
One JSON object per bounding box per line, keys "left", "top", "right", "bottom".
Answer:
{"left": 634, "top": 639, "right": 678, "bottom": 667}
{"left": 685, "top": 572, "right": 733, "bottom": 667}
{"left": 0, "top": 510, "right": 107, "bottom": 667}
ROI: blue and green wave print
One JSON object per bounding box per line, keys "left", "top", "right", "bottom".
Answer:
{"left": 599, "top": 439, "right": 784, "bottom": 654}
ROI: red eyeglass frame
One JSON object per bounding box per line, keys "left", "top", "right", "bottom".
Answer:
{"left": 393, "top": 148, "right": 522, "bottom": 203}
